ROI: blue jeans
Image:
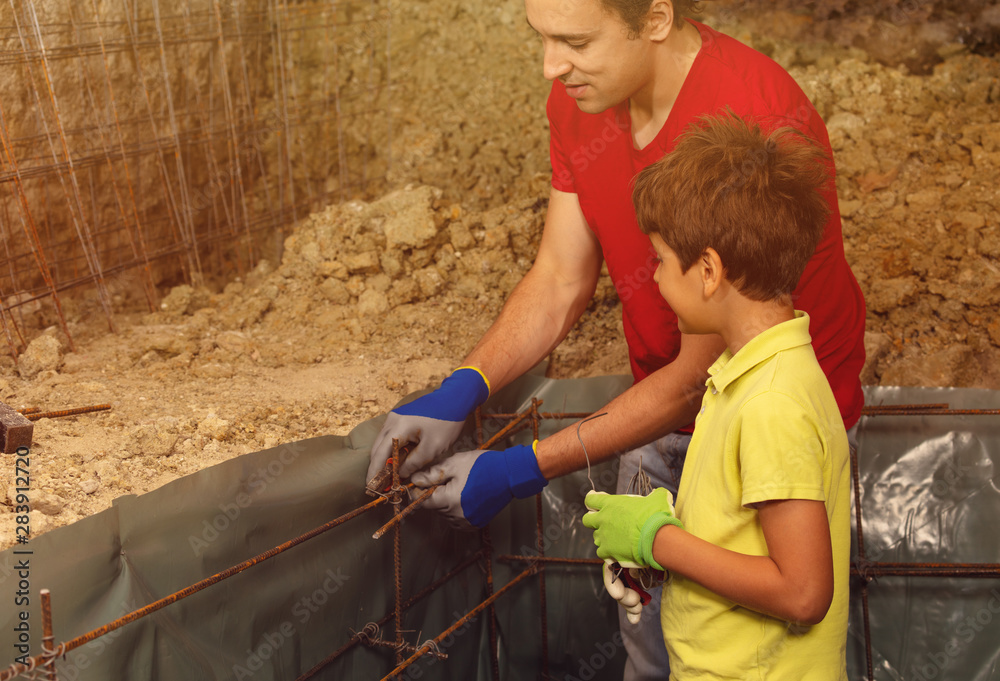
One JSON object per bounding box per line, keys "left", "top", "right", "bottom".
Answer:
{"left": 615, "top": 432, "right": 691, "bottom": 681}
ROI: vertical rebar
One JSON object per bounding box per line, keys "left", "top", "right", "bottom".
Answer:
{"left": 475, "top": 415, "right": 501, "bottom": 681}
{"left": 230, "top": 0, "right": 271, "bottom": 265}
{"left": 331, "top": 2, "right": 348, "bottom": 200}
{"left": 210, "top": 0, "right": 252, "bottom": 256}
{"left": 482, "top": 527, "right": 501, "bottom": 681}
{"left": 281, "top": 2, "right": 317, "bottom": 211}
{"left": 384, "top": 0, "right": 392, "bottom": 179}
{"left": 392, "top": 437, "right": 404, "bottom": 671}
{"left": 121, "top": 0, "right": 193, "bottom": 285}
{"left": 531, "top": 398, "right": 550, "bottom": 678}
{"left": 850, "top": 442, "right": 874, "bottom": 681}
{"left": 9, "top": 1, "right": 114, "bottom": 336}
{"left": 0, "top": 97, "right": 75, "bottom": 352}
{"left": 270, "top": 0, "right": 298, "bottom": 225}
{"left": 78, "top": 2, "right": 158, "bottom": 313}
{"left": 40, "top": 588, "right": 57, "bottom": 681}
{"left": 150, "top": 0, "right": 203, "bottom": 280}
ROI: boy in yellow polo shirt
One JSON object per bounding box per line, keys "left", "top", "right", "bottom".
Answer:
{"left": 583, "top": 111, "right": 850, "bottom": 680}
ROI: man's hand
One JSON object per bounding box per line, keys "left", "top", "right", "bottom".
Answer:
{"left": 367, "top": 367, "right": 490, "bottom": 483}
{"left": 582, "top": 488, "right": 683, "bottom": 570}
{"left": 410, "top": 444, "right": 548, "bottom": 529}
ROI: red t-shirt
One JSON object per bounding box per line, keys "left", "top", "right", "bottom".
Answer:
{"left": 548, "top": 20, "right": 866, "bottom": 429}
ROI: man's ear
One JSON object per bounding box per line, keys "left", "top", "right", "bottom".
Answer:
{"left": 645, "top": 0, "right": 675, "bottom": 42}
{"left": 701, "top": 248, "right": 724, "bottom": 298}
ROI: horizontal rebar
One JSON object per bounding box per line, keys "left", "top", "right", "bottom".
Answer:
{"left": 860, "top": 403, "right": 949, "bottom": 413}
{"left": 497, "top": 554, "right": 603, "bottom": 566}
{"left": 861, "top": 406, "right": 1000, "bottom": 417}
{"left": 24, "top": 404, "right": 111, "bottom": 421}
{"left": 852, "top": 562, "right": 1000, "bottom": 579}
{"left": 0, "top": 493, "right": 389, "bottom": 681}
{"left": 484, "top": 411, "right": 593, "bottom": 420}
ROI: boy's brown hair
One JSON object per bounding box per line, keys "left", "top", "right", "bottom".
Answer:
{"left": 633, "top": 110, "right": 832, "bottom": 302}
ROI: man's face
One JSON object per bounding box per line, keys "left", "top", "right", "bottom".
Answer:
{"left": 525, "top": 0, "right": 654, "bottom": 114}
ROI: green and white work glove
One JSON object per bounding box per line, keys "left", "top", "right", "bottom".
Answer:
{"left": 582, "top": 488, "right": 683, "bottom": 571}
{"left": 602, "top": 560, "right": 646, "bottom": 624}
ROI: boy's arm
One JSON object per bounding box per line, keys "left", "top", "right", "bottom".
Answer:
{"left": 653, "top": 499, "right": 834, "bottom": 625}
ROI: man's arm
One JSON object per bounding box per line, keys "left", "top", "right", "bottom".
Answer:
{"left": 653, "top": 499, "right": 835, "bottom": 625}
{"left": 367, "top": 186, "right": 600, "bottom": 481}
{"left": 536, "top": 331, "right": 725, "bottom": 479}
{"left": 462, "top": 186, "right": 603, "bottom": 392}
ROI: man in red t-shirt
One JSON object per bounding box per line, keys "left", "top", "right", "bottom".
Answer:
{"left": 367, "top": 1, "right": 865, "bottom": 677}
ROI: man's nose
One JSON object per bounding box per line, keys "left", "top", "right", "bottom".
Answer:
{"left": 542, "top": 43, "right": 572, "bottom": 82}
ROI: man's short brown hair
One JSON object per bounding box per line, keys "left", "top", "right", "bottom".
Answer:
{"left": 601, "top": 0, "right": 702, "bottom": 38}
{"left": 633, "top": 110, "right": 832, "bottom": 302}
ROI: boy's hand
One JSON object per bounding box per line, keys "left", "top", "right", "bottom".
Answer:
{"left": 603, "top": 560, "right": 644, "bottom": 624}
{"left": 582, "top": 488, "right": 683, "bottom": 570}
{"left": 367, "top": 367, "right": 490, "bottom": 482}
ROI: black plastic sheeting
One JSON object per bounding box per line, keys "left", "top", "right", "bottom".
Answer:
{"left": 1, "top": 378, "right": 999, "bottom": 681}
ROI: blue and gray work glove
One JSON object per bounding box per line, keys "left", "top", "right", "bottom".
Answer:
{"left": 411, "top": 442, "right": 548, "bottom": 529}
{"left": 367, "top": 367, "right": 490, "bottom": 483}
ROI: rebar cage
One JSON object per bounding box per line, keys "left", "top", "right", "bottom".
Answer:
{"left": 0, "top": 0, "right": 391, "bottom": 355}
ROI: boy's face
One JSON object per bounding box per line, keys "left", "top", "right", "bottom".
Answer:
{"left": 524, "top": 0, "right": 655, "bottom": 114}
{"left": 650, "top": 233, "right": 707, "bottom": 334}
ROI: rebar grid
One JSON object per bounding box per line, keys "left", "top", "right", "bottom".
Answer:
{"left": 3, "top": 401, "right": 999, "bottom": 681}
{"left": 0, "top": 0, "right": 391, "bottom": 356}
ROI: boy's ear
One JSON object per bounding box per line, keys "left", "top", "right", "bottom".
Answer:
{"left": 701, "top": 248, "right": 724, "bottom": 297}
{"left": 645, "top": 0, "right": 675, "bottom": 41}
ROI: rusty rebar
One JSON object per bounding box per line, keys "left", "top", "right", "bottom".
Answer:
{"left": 365, "top": 638, "right": 448, "bottom": 661}
{"left": 480, "top": 403, "right": 542, "bottom": 450}
{"left": 849, "top": 441, "right": 874, "bottom": 681}
{"left": 0, "top": 494, "right": 389, "bottom": 681}
{"left": 25, "top": 404, "right": 111, "bottom": 421}
{"left": 482, "top": 528, "right": 501, "bottom": 681}
{"left": 0, "top": 93, "right": 75, "bottom": 352}
{"left": 861, "top": 406, "right": 1000, "bottom": 416}
{"left": 531, "top": 398, "right": 550, "bottom": 679}
{"left": 23, "top": 1, "right": 117, "bottom": 334}
{"left": 40, "top": 589, "right": 57, "bottom": 681}
{"left": 860, "top": 403, "right": 949, "bottom": 414}
{"left": 372, "top": 485, "right": 437, "bottom": 540}
{"left": 83, "top": 0, "right": 157, "bottom": 312}
{"left": 378, "top": 565, "right": 539, "bottom": 681}
{"left": 296, "top": 552, "right": 483, "bottom": 680}
{"left": 497, "top": 555, "right": 603, "bottom": 566}
{"left": 473, "top": 410, "right": 501, "bottom": 681}
{"left": 849, "top": 562, "right": 1000, "bottom": 578}
{"left": 485, "top": 411, "right": 593, "bottom": 420}
{"left": 392, "top": 438, "right": 405, "bottom": 668}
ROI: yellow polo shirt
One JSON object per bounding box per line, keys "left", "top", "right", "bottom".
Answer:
{"left": 662, "top": 312, "right": 850, "bottom": 681}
